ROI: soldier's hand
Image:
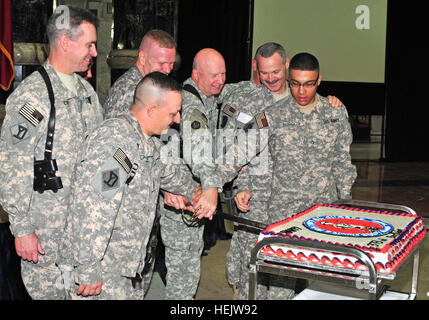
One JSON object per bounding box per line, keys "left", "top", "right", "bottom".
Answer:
{"left": 15, "top": 232, "right": 45, "bottom": 263}
{"left": 327, "top": 95, "right": 343, "bottom": 108}
{"left": 164, "top": 192, "right": 190, "bottom": 210}
{"left": 191, "top": 186, "right": 203, "bottom": 204}
{"left": 77, "top": 280, "right": 103, "bottom": 296}
{"left": 192, "top": 187, "right": 218, "bottom": 220}
{"left": 234, "top": 190, "right": 251, "bottom": 212}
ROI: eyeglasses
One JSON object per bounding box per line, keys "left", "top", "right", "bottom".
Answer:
{"left": 287, "top": 76, "right": 319, "bottom": 89}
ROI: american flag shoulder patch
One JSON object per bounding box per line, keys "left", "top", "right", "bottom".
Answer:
{"left": 255, "top": 112, "right": 269, "bottom": 129}
{"left": 19, "top": 103, "right": 44, "bottom": 127}
{"left": 113, "top": 148, "right": 132, "bottom": 174}
{"left": 222, "top": 105, "right": 236, "bottom": 117}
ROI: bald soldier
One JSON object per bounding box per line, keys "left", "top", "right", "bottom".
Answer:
{"left": 160, "top": 48, "right": 243, "bottom": 300}
{"left": 60, "top": 72, "right": 202, "bottom": 300}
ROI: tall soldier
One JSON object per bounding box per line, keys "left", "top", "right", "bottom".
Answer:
{"left": 0, "top": 6, "right": 103, "bottom": 299}
{"left": 103, "top": 30, "right": 178, "bottom": 295}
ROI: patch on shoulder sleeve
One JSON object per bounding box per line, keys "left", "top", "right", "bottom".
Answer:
{"left": 188, "top": 109, "right": 207, "bottom": 130}
{"left": 19, "top": 103, "right": 44, "bottom": 127}
{"left": 91, "top": 151, "right": 130, "bottom": 200}
{"left": 9, "top": 122, "right": 30, "bottom": 144}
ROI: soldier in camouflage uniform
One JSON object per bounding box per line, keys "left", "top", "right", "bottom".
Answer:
{"left": 103, "top": 29, "right": 176, "bottom": 119}
{"left": 0, "top": 6, "right": 103, "bottom": 299}
{"left": 103, "top": 29, "right": 177, "bottom": 295}
{"left": 225, "top": 48, "right": 351, "bottom": 300}
{"left": 223, "top": 81, "right": 275, "bottom": 300}
{"left": 63, "top": 72, "right": 200, "bottom": 300}
{"left": 161, "top": 48, "right": 243, "bottom": 300}
{"left": 263, "top": 53, "right": 356, "bottom": 223}
{"left": 226, "top": 54, "right": 356, "bottom": 298}
{"left": 224, "top": 43, "right": 287, "bottom": 300}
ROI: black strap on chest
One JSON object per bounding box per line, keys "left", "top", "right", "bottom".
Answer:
{"left": 182, "top": 84, "right": 204, "bottom": 105}
{"left": 37, "top": 67, "right": 56, "bottom": 160}
{"left": 33, "top": 67, "right": 63, "bottom": 193}
{"left": 182, "top": 83, "right": 227, "bottom": 129}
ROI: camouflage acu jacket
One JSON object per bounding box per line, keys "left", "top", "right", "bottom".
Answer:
{"left": 66, "top": 112, "right": 198, "bottom": 284}
{"left": 221, "top": 80, "right": 274, "bottom": 201}
{"left": 0, "top": 60, "right": 103, "bottom": 244}
{"left": 263, "top": 94, "right": 357, "bottom": 222}
{"left": 103, "top": 65, "right": 142, "bottom": 119}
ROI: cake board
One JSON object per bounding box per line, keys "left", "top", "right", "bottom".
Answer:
{"left": 248, "top": 200, "right": 425, "bottom": 300}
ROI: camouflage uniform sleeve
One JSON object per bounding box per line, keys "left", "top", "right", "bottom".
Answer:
{"left": 70, "top": 122, "right": 130, "bottom": 284}
{"left": 217, "top": 82, "right": 243, "bottom": 103}
{"left": 216, "top": 113, "right": 272, "bottom": 186}
{"left": 103, "top": 84, "right": 132, "bottom": 119}
{"left": 0, "top": 80, "right": 47, "bottom": 237}
{"left": 181, "top": 100, "right": 223, "bottom": 190}
{"left": 233, "top": 165, "right": 251, "bottom": 195}
{"left": 103, "top": 68, "right": 140, "bottom": 119}
{"left": 160, "top": 158, "right": 199, "bottom": 201}
{"left": 332, "top": 106, "right": 357, "bottom": 199}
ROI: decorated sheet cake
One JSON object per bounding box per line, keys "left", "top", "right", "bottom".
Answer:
{"left": 257, "top": 203, "right": 426, "bottom": 274}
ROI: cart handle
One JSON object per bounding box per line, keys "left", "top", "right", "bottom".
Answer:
{"left": 250, "top": 237, "right": 378, "bottom": 292}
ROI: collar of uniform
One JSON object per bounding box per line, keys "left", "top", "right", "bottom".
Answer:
{"left": 183, "top": 77, "right": 213, "bottom": 109}
{"left": 125, "top": 111, "right": 160, "bottom": 157}
{"left": 257, "top": 84, "right": 275, "bottom": 109}
{"left": 130, "top": 64, "right": 143, "bottom": 79}
{"left": 43, "top": 59, "right": 90, "bottom": 102}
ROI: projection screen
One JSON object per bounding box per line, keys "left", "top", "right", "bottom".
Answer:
{"left": 253, "top": 0, "right": 388, "bottom": 83}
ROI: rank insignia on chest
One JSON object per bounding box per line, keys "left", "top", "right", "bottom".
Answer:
{"left": 255, "top": 112, "right": 269, "bottom": 129}
{"left": 324, "top": 118, "right": 340, "bottom": 124}
{"left": 222, "top": 105, "right": 236, "bottom": 117}
{"left": 19, "top": 103, "right": 44, "bottom": 127}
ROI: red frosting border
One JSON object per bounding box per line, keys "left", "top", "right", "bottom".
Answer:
{"left": 259, "top": 203, "right": 427, "bottom": 273}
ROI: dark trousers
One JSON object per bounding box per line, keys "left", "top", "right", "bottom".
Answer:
{"left": 0, "top": 223, "right": 31, "bottom": 300}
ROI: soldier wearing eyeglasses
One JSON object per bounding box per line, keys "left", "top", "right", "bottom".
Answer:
{"left": 223, "top": 52, "right": 356, "bottom": 300}
{"left": 251, "top": 52, "right": 357, "bottom": 225}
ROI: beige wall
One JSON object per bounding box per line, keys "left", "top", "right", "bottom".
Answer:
{"left": 253, "top": 0, "right": 387, "bottom": 83}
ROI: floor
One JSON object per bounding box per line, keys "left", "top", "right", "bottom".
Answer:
{"left": 146, "top": 141, "right": 429, "bottom": 300}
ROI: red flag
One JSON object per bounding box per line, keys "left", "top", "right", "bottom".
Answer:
{"left": 0, "top": 0, "right": 14, "bottom": 91}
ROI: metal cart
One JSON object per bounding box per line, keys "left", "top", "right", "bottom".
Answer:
{"left": 247, "top": 200, "right": 425, "bottom": 300}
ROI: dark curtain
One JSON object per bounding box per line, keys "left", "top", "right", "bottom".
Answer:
{"left": 384, "top": 1, "right": 429, "bottom": 161}
{"left": 176, "top": 0, "right": 253, "bottom": 83}
{"left": 113, "top": 0, "right": 176, "bottom": 50}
